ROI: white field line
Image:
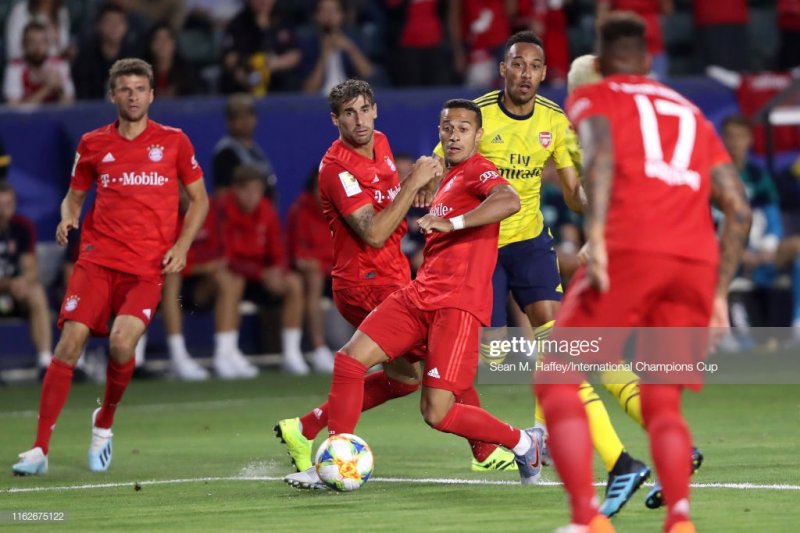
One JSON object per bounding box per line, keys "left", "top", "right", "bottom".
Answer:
{"left": 4, "top": 476, "right": 800, "bottom": 494}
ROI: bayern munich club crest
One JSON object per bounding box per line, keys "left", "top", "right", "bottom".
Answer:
{"left": 148, "top": 144, "right": 164, "bottom": 162}
{"left": 65, "top": 295, "right": 80, "bottom": 312}
{"left": 539, "top": 131, "right": 552, "bottom": 148}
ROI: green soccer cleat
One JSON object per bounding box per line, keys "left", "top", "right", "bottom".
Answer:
{"left": 274, "top": 417, "right": 313, "bottom": 472}
{"left": 471, "top": 446, "right": 519, "bottom": 472}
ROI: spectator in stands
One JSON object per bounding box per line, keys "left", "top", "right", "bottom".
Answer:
{"left": 3, "top": 21, "right": 75, "bottom": 105}
{"left": 72, "top": 3, "right": 134, "bottom": 100}
{"left": 778, "top": 0, "right": 800, "bottom": 70}
{"left": 0, "top": 136, "right": 9, "bottom": 182}
{"left": 98, "top": 0, "right": 150, "bottom": 56}
{"left": 286, "top": 169, "right": 336, "bottom": 372}
{"left": 136, "top": 0, "right": 185, "bottom": 33}
{"left": 5, "top": 0, "right": 70, "bottom": 61}
{"left": 775, "top": 156, "right": 800, "bottom": 341}
{"left": 219, "top": 0, "right": 302, "bottom": 95}
{"left": 212, "top": 93, "right": 279, "bottom": 199}
{"left": 143, "top": 22, "right": 200, "bottom": 97}
{"left": 0, "top": 182, "right": 53, "bottom": 374}
{"left": 448, "top": 0, "right": 513, "bottom": 88}
{"left": 720, "top": 115, "right": 800, "bottom": 343}
{"left": 383, "top": 0, "right": 451, "bottom": 87}
{"left": 693, "top": 0, "right": 748, "bottom": 72}
{"left": 220, "top": 165, "right": 312, "bottom": 375}
{"left": 300, "top": 0, "right": 374, "bottom": 95}
{"left": 184, "top": 0, "right": 242, "bottom": 31}
{"left": 161, "top": 191, "right": 258, "bottom": 380}
{"left": 596, "top": 0, "right": 673, "bottom": 79}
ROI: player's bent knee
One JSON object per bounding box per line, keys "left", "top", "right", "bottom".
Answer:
{"left": 384, "top": 359, "right": 422, "bottom": 385}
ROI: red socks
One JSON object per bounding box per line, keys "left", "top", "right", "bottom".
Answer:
{"left": 641, "top": 384, "right": 691, "bottom": 531}
{"left": 433, "top": 403, "right": 520, "bottom": 450}
{"left": 94, "top": 358, "right": 136, "bottom": 429}
{"left": 34, "top": 359, "right": 74, "bottom": 454}
{"left": 455, "top": 386, "right": 499, "bottom": 462}
{"left": 299, "top": 370, "right": 419, "bottom": 440}
{"left": 327, "top": 353, "right": 369, "bottom": 435}
{"left": 535, "top": 383, "right": 597, "bottom": 526}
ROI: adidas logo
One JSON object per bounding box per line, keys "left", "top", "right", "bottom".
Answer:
{"left": 491, "top": 134, "right": 503, "bottom": 144}
{"left": 102, "top": 152, "right": 115, "bottom": 163}
{"left": 426, "top": 367, "right": 440, "bottom": 379}
{"left": 371, "top": 175, "right": 380, "bottom": 183}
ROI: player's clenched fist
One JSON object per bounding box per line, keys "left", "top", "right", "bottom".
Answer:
{"left": 406, "top": 156, "right": 442, "bottom": 190}
{"left": 416, "top": 214, "right": 453, "bottom": 234}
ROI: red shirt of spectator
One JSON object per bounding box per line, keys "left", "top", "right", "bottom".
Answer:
{"left": 287, "top": 190, "right": 334, "bottom": 275}
{"left": 779, "top": 0, "right": 800, "bottom": 31}
{"left": 461, "top": 0, "right": 511, "bottom": 59}
{"left": 182, "top": 197, "right": 223, "bottom": 275}
{"left": 693, "top": 0, "right": 747, "bottom": 25}
{"left": 388, "top": 0, "right": 444, "bottom": 48}
{"left": 218, "top": 187, "right": 285, "bottom": 281}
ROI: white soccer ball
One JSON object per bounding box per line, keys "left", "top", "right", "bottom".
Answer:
{"left": 314, "top": 433, "right": 374, "bottom": 492}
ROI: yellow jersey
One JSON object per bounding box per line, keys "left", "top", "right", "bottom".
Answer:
{"left": 435, "top": 90, "right": 576, "bottom": 248}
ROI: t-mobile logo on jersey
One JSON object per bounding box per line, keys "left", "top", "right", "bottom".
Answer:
{"left": 429, "top": 203, "right": 453, "bottom": 217}
{"left": 121, "top": 172, "right": 169, "bottom": 186}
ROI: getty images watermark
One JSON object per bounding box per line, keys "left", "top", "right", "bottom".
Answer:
{"left": 477, "top": 327, "right": 800, "bottom": 385}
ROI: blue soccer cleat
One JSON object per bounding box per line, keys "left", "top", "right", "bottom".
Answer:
{"left": 12, "top": 447, "right": 48, "bottom": 476}
{"left": 600, "top": 457, "right": 650, "bottom": 517}
{"left": 514, "top": 427, "right": 544, "bottom": 485}
{"left": 88, "top": 408, "right": 113, "bottom": 472}
{"left": 645, "top": 447, "right": 704, "bottom": 510}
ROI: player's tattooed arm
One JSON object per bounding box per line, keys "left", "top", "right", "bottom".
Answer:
{"left": 345, "top": 157, "right": 441, "bottom": 248}
{"left": 579, "top": 115, "right": 614, "bottom": 244}
{"left": 710, "top": 162, "right": 752, "bottom": 296}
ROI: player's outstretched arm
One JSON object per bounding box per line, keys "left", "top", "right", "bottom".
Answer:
{"left": 163, "top": 179, "right": 209, "bottom": 274}
{"left": 56, "top": 188, "right": 87, "bottom": 246}
{"left": 345, "top": 156, "right": 441, "bottom": 248}
{"left": 417, "top": 184, "right": 520, "bottom": 234}
{"left": 413, "top": 153, "right": 445, "bottom": 208}
{"left": 710, "top": 162, "right": 752, "bottom": 326}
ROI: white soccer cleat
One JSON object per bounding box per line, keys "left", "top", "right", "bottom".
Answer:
{"left": 310, "top": 345, "right": 335, "bottom": 374}
{"left": 12, "top": 447, "right": 48, "bottom": 476}
{"left": 88, "top": 408, "right": 113, "bottom": 472}
{"left": 284, "top": 466, "right": 329, "bottom": 490}
{"left": 170, "top": 355, "right": 210, "bottom": 381}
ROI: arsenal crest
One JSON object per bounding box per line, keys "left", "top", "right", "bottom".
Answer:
{"left": 539, "top": 131, "right": 552, "bottom": 148}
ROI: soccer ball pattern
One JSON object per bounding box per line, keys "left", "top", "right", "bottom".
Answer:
{"left": 315, "top": 433, "right": 374, "bottom": 491}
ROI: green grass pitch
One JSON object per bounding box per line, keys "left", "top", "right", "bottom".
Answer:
{"left": 1, "top": 374, "right": 798, "bottom": 531}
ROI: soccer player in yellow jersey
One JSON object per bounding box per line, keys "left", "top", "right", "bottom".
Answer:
{"left": 433, "top": 32, "right": 649, "bottom": 517}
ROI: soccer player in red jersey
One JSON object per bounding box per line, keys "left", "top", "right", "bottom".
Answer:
{"left": 280, "top": 81, "right": 520, "bottom": 489}
{"left": 12, "top": 58, "right": 209, "bottom": 476}
{"left": 320, "top": 98, "right": 548, "bottom": 486}
{"left": 536, "top": 14, "right": 751, "bottom": 533}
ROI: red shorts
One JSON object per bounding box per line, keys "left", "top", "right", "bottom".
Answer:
{"left": 554, "top": 250, "right": 716, "bottom": 389}
{"left": 58, "top": 260, "right": 163, "bottom": 337}
{"left": 333, "top": 284, "right": 404, "bottom": 327}
{"left": 358, "top": 287, "right": 480, "bottom": 394}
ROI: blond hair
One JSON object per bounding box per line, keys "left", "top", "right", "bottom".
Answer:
{"left": 567, "top": 55, "right": 601, "bottom": 94}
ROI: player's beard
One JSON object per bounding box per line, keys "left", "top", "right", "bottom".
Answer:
{"left": 507, "top": 86, "right": 535, "bottom": 108}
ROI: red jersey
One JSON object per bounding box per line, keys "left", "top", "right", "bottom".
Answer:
{"left": 70, "top": 120, "right": 203, "bottom": 280}
{"left": 693, "top": 0, "right": 747, "bottom": 25}
{"left": 318, "top": 130, "right": 411, "bottom": 290}
{"left": 462, "top": 0, "right": 511, "bottom": 57}
{"left": 218, "top": 192, "right": 285, "bottom": 281}
{"left": 567, "top": 75, "right": 730, "bottom": 265}
{"left": 287, "top": 191, "right": 334, "bottom": 275}
{"left": 183, "top": 197, "right": 223, "bottom": 275}
{"left": 408, "top": 153, "right": 508, "bottom": 325}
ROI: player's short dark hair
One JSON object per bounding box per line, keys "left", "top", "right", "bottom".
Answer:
{"left": 232, "top": 164, "right": 265, "bottom": 187}
{"left": 598, "top": 11, "right": 647, "bottom": 54}
{"left": 504, "top": 31, "right": 545, "bottom": 57}
{"left": 441, "top": 99, "right": 482, "bottom": 129}
{"left": 721, "top": 114, "right": 751, "bottom": 132}
{"left": 328, "top": 79, "right": 374, "bottom": 116}
{"left": 0, "top": 181, "right": 14, "bottom": 195}
{"left": 108, "top": 58, "right": 154, "bottom": 91}
{"left": 22, "top": 20, "right": 48, "bottom": 39}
